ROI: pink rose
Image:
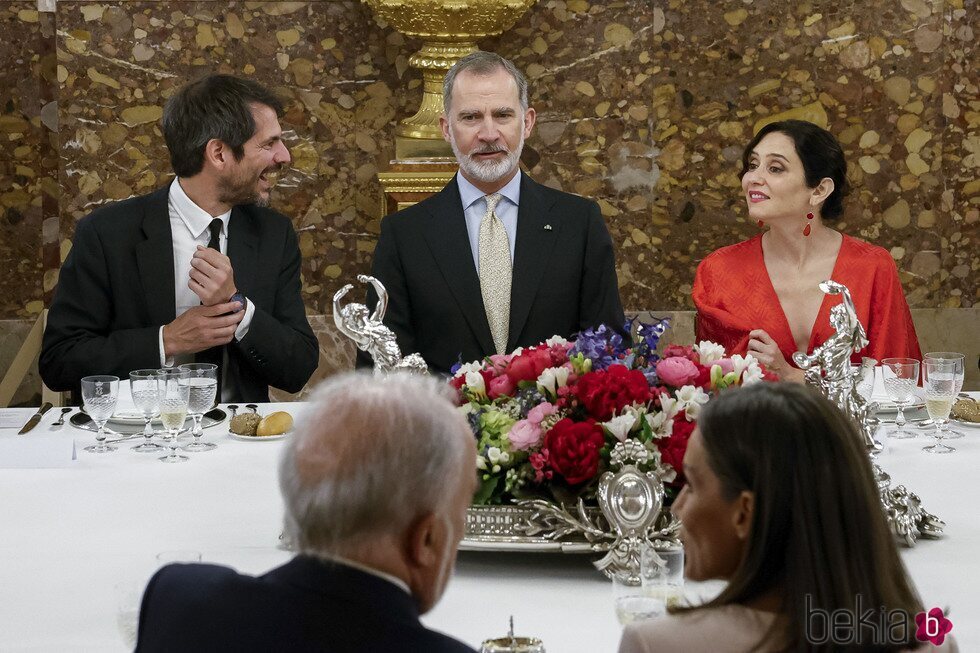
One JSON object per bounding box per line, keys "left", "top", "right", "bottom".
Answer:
{"left": 487, "top": 374, "right": 516, "bottom": 400}
{"left": 656, "top": 356, "right": 700, "bottom": 387}
{"left": 488, "top": 354, "right": 513, "bottom": 374}
{"left": 527, "top": 402, "right": 557, "bottom": 425}
{"left": 508, "top": 419, "right": 543, "bottom": 451}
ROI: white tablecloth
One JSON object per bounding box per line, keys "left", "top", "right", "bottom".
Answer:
{"left": 0, "top": 402, "right": 976, "bottom": 652}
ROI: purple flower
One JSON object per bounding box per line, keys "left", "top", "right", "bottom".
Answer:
{"left": 570, "top": 324, "right": 626, "bottom": 370}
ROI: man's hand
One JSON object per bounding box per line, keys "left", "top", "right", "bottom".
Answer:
{"left": 189, "top": 246, "right": 237, "bottom": 306}
{"left": 162, "top": 301, "right": 245, "bottom": 356}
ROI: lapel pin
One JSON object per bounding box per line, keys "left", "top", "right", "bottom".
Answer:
{"left": 543, "top": 224, "right": 553, "bottom": 231}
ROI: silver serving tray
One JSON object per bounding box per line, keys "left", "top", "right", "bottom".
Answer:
{"left": 70, "top": 408, "right": 227, "bottom": 436}
{"left": 462, "top": 505, "right": 597, "bottom": 553}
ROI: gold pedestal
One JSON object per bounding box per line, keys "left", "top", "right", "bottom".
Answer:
{"left": 376, "top": 160, "right": 458, "bottom": 216}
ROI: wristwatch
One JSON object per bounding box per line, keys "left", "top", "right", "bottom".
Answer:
{"left": 229, "top": 292, "right": 247, "bottom": 313}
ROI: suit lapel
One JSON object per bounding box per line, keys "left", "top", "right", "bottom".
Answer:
{"left": 136, "top": 186, "right": 177, "bottom": 326}
{"left": 508, "top": 175, "right": 559, "bottom": 350}
{"left": 421, "top": 177, "right": 495, "bottom": 356}
{"left": 227, "top": 205, "right": 258, "bottom": 297}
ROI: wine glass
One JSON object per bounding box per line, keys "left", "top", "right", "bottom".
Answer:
{"left": 881, "top": 358, "right": 920, "bottom": 439}
{"left": 81, "top": 375, "right": 119, "bottom": 453}
{"left": 640, "top": 544, "right": 685, "bottom": 614}
{"left": 130, "top": 369, "right": 164, "bottom": 452}
{"left": 922, "top": 358, "right": 958, "bottom": 454}
{"left": 178, "top": 363, "right": 218, "bottom": 452}
{"left": 157, "top": 369, "right": 190, "bottom": 463}
{"left": 924, "top": 352, "right": 965, "bottom": 439}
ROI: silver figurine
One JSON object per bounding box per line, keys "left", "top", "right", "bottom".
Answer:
{"left": 333, "top": 275, "right": 428, "bottom": 374}
{"left": 794, "top": 280, "right": 943, "bottom": 546}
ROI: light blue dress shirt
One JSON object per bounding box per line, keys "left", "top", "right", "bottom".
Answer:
{"left": 457, "top": 171, "right": 521, "bottom": 275}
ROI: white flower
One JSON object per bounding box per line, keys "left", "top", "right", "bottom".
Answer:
{"left": 476, "top": 455, "right": 487, "bottom": 471}
{"left": 603, "top": 413, "right": 637, "bottom": 442}
{"left": 676, "top": 385, "right": 709, "bottom": 406}
{"left": 465, "top": 371, "right": 486, "bottom": 398}
{"left": 453, "top": 360, "right": 484, "bottom": 379}
{"left": 536, "top": 366, "right": 569, "bottom": 396}
{"left": 644, "top": 410, "right": 674, "bottom": 439}
{"left": 695, "top": 340, "right": 726, "bottom": 365}
{"left": 510, "top": 346, "right": 525, "bottom": 357}
{"left": 545, "top": 335, "right": 569, "bottom": 347}
{"left": 657, "top": 392, "right": 680, "bottom": 420}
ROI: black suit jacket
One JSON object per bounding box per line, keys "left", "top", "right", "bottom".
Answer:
{"left": 362, "top": 174, "right": 626, "bottom": 374}
{"left": 39, "top": 184, "right": 318, "bottom": 402}
{"left": 136, "top": 556, "right": 476, "bottom": 653}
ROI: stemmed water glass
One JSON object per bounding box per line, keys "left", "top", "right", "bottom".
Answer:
{"left": 923, "top": 358, "right": 958, "bottom": 454}
{"left": 178, "top": 363, "right": 218, "bottom": 452}
{"left": 130, "top": 369, "right": 164, "bottom": 452}
{"left": 881, "top": 358, "right": 920, "bottom": 439}
{"left": 81, "top": 375, "right": 119, "bottom": 453}
{"left": 924, "top": 352, "right": 965, "bottom": 439}
{"left": 157, "top": 369, "right": 190, "bottom": 463}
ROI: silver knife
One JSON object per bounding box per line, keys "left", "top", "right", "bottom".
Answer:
{"left": 18, "top": 402, "right": 53, "bottom": 434}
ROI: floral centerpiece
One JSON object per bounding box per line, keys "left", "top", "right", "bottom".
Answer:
{"left": 450, "top": 319, "right": 771, "bottom": 507}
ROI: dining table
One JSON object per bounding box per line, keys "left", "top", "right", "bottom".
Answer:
{"left": 0, "top": 398, "right": 976, "bottom": 652}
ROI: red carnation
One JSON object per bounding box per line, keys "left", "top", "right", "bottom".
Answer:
{"left": 544, "top": 418, "right": 606, "bottom": 485}
{"left": 574, "top": 364, "right": 651, "bottom": 421}
{"left": 662, "top": 344, "right": 697, "bottom": 362}
{"left": 657, "top": 414, "right": 696, "bottom": 485}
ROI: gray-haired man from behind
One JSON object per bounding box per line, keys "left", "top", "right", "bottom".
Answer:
{"left": 135, "top": 372, "right": 478, "bottom": 653}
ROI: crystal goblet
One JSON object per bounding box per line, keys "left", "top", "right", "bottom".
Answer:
{"left": 923, "top": 352, "right": 965, "bottom": 439}
{"left": 923, "top": 358, "right": 957, "bottom": 454}
{"left": 881, "top": 358, "right": 920, "bottom": 440}
{"left": 130, "top": 369, "right": 164, "bottom": 452}
{"left": 81, "top": 375, "right": 119, "bottom": 453}
{"left": 177, "top": 363, "right": 218, "bottom": 452}
{"left": 157, "top": 369, "right": 190, "bottom": 463}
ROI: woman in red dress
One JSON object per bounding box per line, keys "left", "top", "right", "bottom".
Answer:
{"left": 693, "top": 120, "right": 921, "bottom": 381}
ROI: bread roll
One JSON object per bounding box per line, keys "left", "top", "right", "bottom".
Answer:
{"left": 229, "top": 413, "right": 261, "bottom": 435}
{"left": 256, "top": 411, "right": 293, "bottom": 436}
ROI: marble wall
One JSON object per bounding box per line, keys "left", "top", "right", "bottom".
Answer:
{"left": 1, "top": 1, "right": 977, "bottom": 402}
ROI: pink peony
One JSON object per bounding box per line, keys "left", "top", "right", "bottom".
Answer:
{"left": 508, "top": 419, "right": 543, "bottom": 451}
{"left": 527, "top": 402, "right": 557, "bottom": 425}
{"left": 656, "top": 356, "right": 701, "bottom": 387}
{"left": 487, "top": 374, "right": 516, "bottom": 400}
{"left": 488, "top": 354, "right": 513, "bottom": 374}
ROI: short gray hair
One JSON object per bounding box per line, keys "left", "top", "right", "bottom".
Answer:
{"left": 279, "top": 372, "right": 471, "bottom": 556}
{"left": 443, "top": 51, "right": 529, "bottom": 115}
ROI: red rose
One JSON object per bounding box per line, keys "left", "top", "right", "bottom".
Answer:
{"left": 505, "top": 348, "right": 553, "bottom": 384}
{"left": 574, "top": 364, "right": 651, "bottom": 421}
{"left": 487, "top": 374, "right": 516, "bottom": 399}
{"left": 693, "top": 365, "right": 712, "bottom": 390}
{"left": 662, "top": 345, "right": 697, "bottom": 362}
{"left": 657, "top": 415, "right": 696, "bottom": 485}
{"left": 544, "top": 418, "right": 606, "bottom": 485}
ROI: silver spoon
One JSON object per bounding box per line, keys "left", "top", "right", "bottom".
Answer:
{"left": 51, "top": 407, "right": 72, "bottom": 428}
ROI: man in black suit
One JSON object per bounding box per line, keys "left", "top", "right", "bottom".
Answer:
{"left": 363, "top": 52, "right": 625, "bottom": 374}
{"left": 40, "top": 75, "right": 317, "bottom": 402}
{"left": 136, "top": 372, "right": 478, "bottom": 653}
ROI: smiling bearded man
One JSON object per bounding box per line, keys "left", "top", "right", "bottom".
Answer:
{"left": 361, "top": 51, "right": 627, "bottom": 374}
{"left": 41, "top": 74, "right": 318, "bottom": 403}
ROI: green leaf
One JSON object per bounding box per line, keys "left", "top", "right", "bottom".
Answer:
{"left": 472, "top": 475, "right": 503, "bottom": 505}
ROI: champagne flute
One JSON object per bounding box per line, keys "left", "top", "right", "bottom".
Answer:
{"left": 130, "top": 369, "right": 164, "bottom": 452}
{"left": 178, "top": 363, "right": 218, "bottom": 452}
{"left": 881, "top": 358, "right": 920, "bottom": 439}
{"left": 922, "top": 358, "right": 957, "bottom": 454}
{"left": 924, "top": 352, "right": 965, "bottom": 439}
{"left": 81, "top": 375, "right": 119, "bottom": 453}
{"left": 157, "top": 369, "right": 190, "bottom": 463}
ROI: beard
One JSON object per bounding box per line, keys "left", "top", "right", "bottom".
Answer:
{"left": 217, "top": 164, "right": 280, "bottom": 207}
{"left": 449, "top": 128, "right": 524, "bottom": 185}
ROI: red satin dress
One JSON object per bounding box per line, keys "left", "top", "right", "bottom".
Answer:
{"left": 692, "top": 234, "right": 922, "bottom": 366}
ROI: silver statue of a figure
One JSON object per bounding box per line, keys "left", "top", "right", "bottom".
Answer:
{"left": 793, "top": 280, "right": 943, "bottom": 546}
{"left": 333, "top": 275, "right": 428, "bottom": 374}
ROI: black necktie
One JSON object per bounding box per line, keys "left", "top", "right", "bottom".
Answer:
{"left": 197, "top": 218, "right": 225, "bottom": 394}
{"left": 207, "top": 218, "right": 222, "bottom": 251}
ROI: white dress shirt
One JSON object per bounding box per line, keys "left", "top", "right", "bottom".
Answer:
{"left": 458, "top": 170, "right": 521, "bottom": 274}
{"left": 158, "top": 178, "right": 255, "bottom": 367}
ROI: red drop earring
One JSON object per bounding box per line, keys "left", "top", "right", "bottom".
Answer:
{"left": 758, "top": 220, "right": 765, "bottom": 228}
{"left": 803, "top": 211, "right": 814, "bottom": 236}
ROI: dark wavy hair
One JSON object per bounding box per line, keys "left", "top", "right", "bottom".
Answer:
{"left": 680, "top": 382, "right": 923, "bottom": 652}
{"left": 740, "top": 120, "right": 851, "bottom": 220}
{"left": 162, "top": 74, "right": 284, "bottom": 178}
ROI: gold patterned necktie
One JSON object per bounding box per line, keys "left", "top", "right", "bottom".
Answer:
{"left": 478, "top": 193, "right": 511, "bottom": 355}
